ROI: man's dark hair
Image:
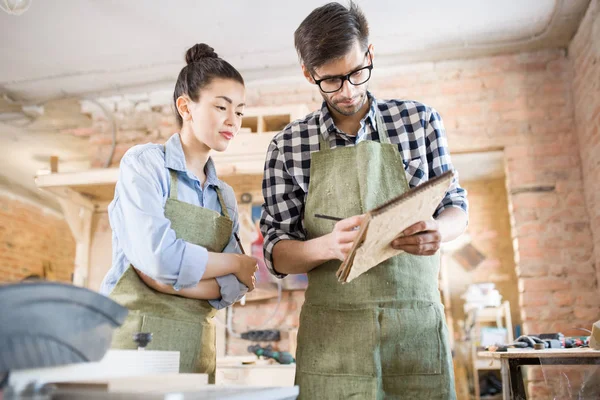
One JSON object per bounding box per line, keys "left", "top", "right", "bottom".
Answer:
{"left": 294, "top": 1, "right": 369, "bottom": 73}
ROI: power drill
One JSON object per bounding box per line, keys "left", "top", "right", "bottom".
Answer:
{"left": 248, "top": 344, "right": 295, "bottom": 365}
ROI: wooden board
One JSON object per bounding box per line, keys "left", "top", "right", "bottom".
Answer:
{"left": 478, "top": 348, "right": 600, "bottom": 359}
{"left": 337, "top": 171, "right": 454, "bottom": 283}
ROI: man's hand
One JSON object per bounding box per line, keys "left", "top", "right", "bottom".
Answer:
{"left": 328, "top": 215, "right": 365, "bottom": 261}
{"left": 391, "top": 220, "right": 442, "bottom": 256}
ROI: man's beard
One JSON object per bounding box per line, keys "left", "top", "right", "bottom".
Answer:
{"left": 323, "top": 89, "right": 368, "bottom": 117}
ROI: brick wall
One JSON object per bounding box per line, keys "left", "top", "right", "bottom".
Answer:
{"left": 570, "top": 0, "right": 600, "bottom": 297}
{"left": 0, "top": 194, "right": 75, "bottom": 283}
{"left": 71, "top": 45, "right": 597, "bottom": 359}
{"left": 367, "top": 49, "right": 597, "bottom": 336}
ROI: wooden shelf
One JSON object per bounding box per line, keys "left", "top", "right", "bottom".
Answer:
{"left": 36, "top": 169, "right": 119, "bottom": 206}
{"left": 470, "top": 301, "right": 513, "bottom": 400}
{"left": 240, "top": 105, "right": 309, "bottom": 133}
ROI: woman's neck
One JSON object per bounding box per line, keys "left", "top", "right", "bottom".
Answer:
{"left": 179, "top": 127, "right": 211, "bottom": 185}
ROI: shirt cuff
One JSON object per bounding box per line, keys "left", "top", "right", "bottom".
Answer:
{"left": 264, "top": 233, "right": 297, "bottom": 279}
{"left": 209, "top": 274, "right": 248, "bottom": 309}
{"left": 434, "top": 203, "right": 469, "bottom": 219}
{"left": 173, "top": 242, "right": 208, "bottom": 290}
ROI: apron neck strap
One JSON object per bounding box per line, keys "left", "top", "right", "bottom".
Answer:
{"left": 318, "top": 102, "right": 390, "bottom": 149}
{"left": 168, "top": 169, "right": 179, "bottom": 200}
{"left": 169, "top": 168, "right": 231, "bottom": 220}
{"left": 374, "top": 108, "right": 390, "bottom": 144}
{"left": 215, "top": 187, "right": 230, "bottom": 219}
{"left": 318, "top": 130, "right": 330, "bottom": 152}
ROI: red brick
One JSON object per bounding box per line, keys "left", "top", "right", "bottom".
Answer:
{"left": 575, "top": 292, "right": 600, "bottom": 307}
{"left": 522, "top": 306, "right": 572, "bottom": 321}
{"left": 569, "top": 274, "right": 598, "bottom": 291}
{"left": 522, "top": 321, "right": 547, "bottom": 335}
{"left": 512, "top": 193, "right": 559, "bottom": 210}
{"left": 0, "top": 196, "right": 75, "bottom": 284}
{"left": 519, "top": 292, "right": 550, "bottom": 307}
{"left": 515, "top": 222, "right": 546, "bottom": 237}
{"left": 552, "top": 291, "right": 573, "bottom": 307}
{"left": 519, "top": 277, "right": 571, "bottom": 292}
{"left": 573, "top": 307, "right": 600, "bottom": 321}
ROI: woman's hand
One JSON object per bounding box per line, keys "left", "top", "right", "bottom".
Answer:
{"left": 234, "top": 254, "right": 258, "bottom": 292}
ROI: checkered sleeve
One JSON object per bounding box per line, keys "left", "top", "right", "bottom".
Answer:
{"left": 425, "top": 107, "right": 469, "bottom": 218}
{"left": 260, "top": 134, "right": 307, "bottom": 278}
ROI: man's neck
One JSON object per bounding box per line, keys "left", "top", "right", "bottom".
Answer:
{"left": 329, "top": 97, "right": 370, "bottom": 137}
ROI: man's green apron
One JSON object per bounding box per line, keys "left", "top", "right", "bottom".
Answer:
{"left": 109, "top": 169, "right": 232, "bottom": 383}
{"left": 297, "top": 109, "right": 457, "bottom": 399}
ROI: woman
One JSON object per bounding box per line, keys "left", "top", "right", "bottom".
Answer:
{"left": 100, "top": 43, "right": 258, "bottom": 381}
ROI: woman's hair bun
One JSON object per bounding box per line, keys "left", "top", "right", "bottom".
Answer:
{"left": 185, "top": 43, "right": 219, "bottom": 65}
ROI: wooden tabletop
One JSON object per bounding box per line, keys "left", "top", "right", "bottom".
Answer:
{"left": 478, "top": 348, "right": 600, "bottom": 359}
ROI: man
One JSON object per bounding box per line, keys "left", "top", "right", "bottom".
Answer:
{"left": 260, "top": 2, "right": 468, "bottom": 398}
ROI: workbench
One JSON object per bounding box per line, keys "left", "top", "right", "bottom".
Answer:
{"left": 478, "top": 348, "right": 600, "bottom": 399}
{"left": 8, "top": 385, "right": 299, "bottom": 400}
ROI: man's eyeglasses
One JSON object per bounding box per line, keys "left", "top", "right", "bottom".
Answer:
{"left": 312, "top": 51, "right": 373, "bottom": 93}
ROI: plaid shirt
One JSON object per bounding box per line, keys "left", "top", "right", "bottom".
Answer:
{"left": 260, "top": 92, "right": 468, "bottom": 277}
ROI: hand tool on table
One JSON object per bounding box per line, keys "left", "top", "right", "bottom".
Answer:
{"left": 248, "top": 344, "right": 295, "bottom": 365}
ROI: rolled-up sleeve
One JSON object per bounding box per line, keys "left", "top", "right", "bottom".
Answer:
{"left": 209, "top": 189, "right": 248, "bottom": 309}
{"left": 425, "top": 108, "right": 469, "bottom": 219}
{"left": 260, "top": 136, "right": 306, "bottom": 278}
{"left": 110, "top": 153, "right": 207, "bottom": 290}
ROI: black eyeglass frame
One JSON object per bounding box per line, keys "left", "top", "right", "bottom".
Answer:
{"left": 311, "top": 51, "right": 373, "bottom": 93}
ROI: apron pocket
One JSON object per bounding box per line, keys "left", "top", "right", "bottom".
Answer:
{"left": 141, "top": 315, "right": 213, "bottom": 373}
{"left": 296, "top": 305, "right": 378, "bottom": 376}
{"left": 379, "top": 304, "right": 442, "bottom": 376}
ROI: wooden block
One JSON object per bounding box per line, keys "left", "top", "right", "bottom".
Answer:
{"left": 591, "top": 320, "right": 600, "bottom": 350}
{"left": 50, "top": 155, "right": 59, "bottom": 173}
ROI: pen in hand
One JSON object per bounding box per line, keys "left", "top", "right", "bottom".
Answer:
{"left": 234, "top": 232, "right": 248, "bottom": 304}
{"left": 314, "top": 214, "right": 343, "bottom": 222}
{"left": 234, "top": 232, "right": 246, "bottom": 254}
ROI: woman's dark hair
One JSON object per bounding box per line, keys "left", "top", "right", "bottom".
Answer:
{"left": 294, "top": 1, "right": 369, "bottom": 73}
{"left": 173, "top": 43, "right": 244, "bottom": 127}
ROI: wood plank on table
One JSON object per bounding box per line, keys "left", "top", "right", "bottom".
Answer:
{"left": 478, "top": 348, "right": 600, "bottom": 359}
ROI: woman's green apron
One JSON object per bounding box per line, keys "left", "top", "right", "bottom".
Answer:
{"left": 109, "top": 169, "right": 232, "bottom": 383}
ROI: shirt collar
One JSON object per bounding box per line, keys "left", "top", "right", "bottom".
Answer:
{"left": 164, "top": 133, "right": 221, "bottom": 188}
{"left": 318, "top": 91, "right": 378, "bottom": 141}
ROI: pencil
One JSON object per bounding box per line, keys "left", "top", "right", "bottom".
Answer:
{"left": 234, "top": 232, "right": 246, "bottom": 255}
{"left": 314, "top": 214, "right": 343, "bottom": 222}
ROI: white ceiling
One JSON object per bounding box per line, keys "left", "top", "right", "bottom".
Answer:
{"left": 0, "top": 0, "right": 591, "bottom": 103}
